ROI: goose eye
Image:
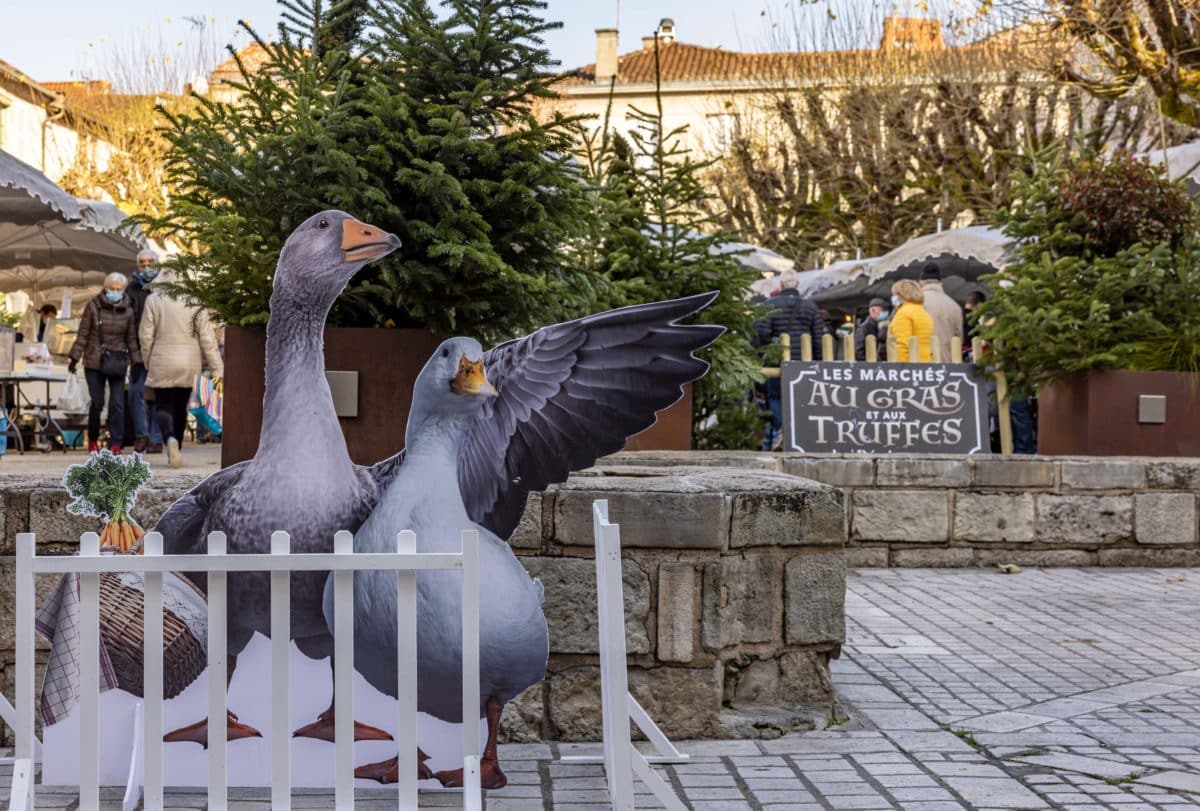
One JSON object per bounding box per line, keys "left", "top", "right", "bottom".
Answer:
{"left": 317, "top": 218, "right": 330, "bottom": 230}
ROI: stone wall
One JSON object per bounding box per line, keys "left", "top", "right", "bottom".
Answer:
{"left": 0, "top": 468, "right": 847, "bottom": 744}
{"left": 605, "top": 452, "right": 1200, "bottom": 568}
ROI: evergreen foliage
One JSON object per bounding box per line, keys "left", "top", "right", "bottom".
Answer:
{"left": 147, "top": 0, "right": 602, "bottom": 339}
{"left": 577, "top": 40, "right": 760, "bottom": 448}
{"left": 979, "top": 148, "right": 1200, "bottom": 396}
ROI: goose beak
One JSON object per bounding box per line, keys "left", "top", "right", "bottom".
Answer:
{"left": 342, "top": 218, "right": 401, "bottom": 263}
{"left": 451, "top": 356, "right": 498, "bottom": 398}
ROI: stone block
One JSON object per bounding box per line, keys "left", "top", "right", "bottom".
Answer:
{"left": 522, "top": 556, "right": 650, "bottom": 654}
{"left": 1037, "top": 495, "right": 1133, "bottom": 544}
{"left": 657, "top": 563, "right": 695, "bottom": 663}
{"left": 891, "top": 547, "right": 975, "bottom": 567}
{"left": 548, "top": 665, "right": 721, "bottom": 740}
{"left": 845, "top": 546, "right": 888, "bottom": 567}
{"left": 603, "top": 450, "right": 780, "bottom": 471}
{"left": 1135, "top": 492, "right": 1197, "bottom": 545}
{"left": 1146, "top": 461, "right": 1200, "bottom": 490}
{"left": 730, "top": 486, "right": 845, "bottom": 548}
{"left": 724, "top": 650, "right": 834, "bottom": 708}
{"left": 1060, "top": 459, "right": 1145, "bottom": 490}
{"left": 508, "top": 492, "right": 545, "bottom": 550}
{"left": 1099, "top": 547, "right": 1200, "bottom": 566}
{"left": 852, "top": 490, "right": 949, "bottom": 542}
{"left": 876, "top": 457, "right": 969, "bottom": 487}
{"left": 702, "top": 554, "right": 776, "bottom": 649}
{"left": 973, "top": 549, "right": 1097, "bottom": 568}
{"left": 784, "top": 552, "right": 845, "bottom": 646}
{"left": 782, "top": 457, "right": 874, "bottom": 486}
{"left": 498, "top": 683, "right": 545, "bottom": 743}
{"left": 552, "top": 475, "right": 730, "bottom": 549}
{"left": 29, "top": 488, "right": 97, "bottom": 542}
{"left": 971, "top": 458, "right": 1056, "bottom": 488}
{"left": 954, "top": 493, "right": 1035, "bottom": 542}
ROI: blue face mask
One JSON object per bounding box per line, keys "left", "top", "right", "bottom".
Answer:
{"left": 134, "top": 268, "right": 159, "bottom": 284}
{"left": 104, "top": 290, "right": 124, "bottom": 304}
{"left": 874, "top": 310, "right": 889, "bottom": 321}
{"left": 891, "top": 295, "right": 902, "bottom": 308}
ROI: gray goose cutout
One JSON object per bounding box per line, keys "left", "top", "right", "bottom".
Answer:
{"left": 155, "top": 210, "right": 401, "bottom": 746}
{"left": 328, "top": 293, "right": 723, "bottom": 787}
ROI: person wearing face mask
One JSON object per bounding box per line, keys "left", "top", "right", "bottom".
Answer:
{"left": 127, "top": 249, "right": 163, "bottom": 454}
{"left": 68, "top": 273, "right": 143, "bottom": 454}
{"left": 887, "top": 279, "right": 934, "bottom": 362}
{"left": 855, "top": 297, "right": 891, "bottom": 361}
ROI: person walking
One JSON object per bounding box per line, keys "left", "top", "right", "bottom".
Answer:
{"left": 855, "top": 297, "right": 890, "bottom": 361}
{"left": 127, "top": 249, "right": 164, "bottom": 454}
{"left": 754, "top": 268, "right": 827, "bottom": 450}
{"left": 888, "top": 279, "right": 934, "bottom": 362}
{"left": 918, "top": 263, "right": 964, "bottom": 363}
{"left": 68, "top": 273, "right": 142, "bottom": 454}
{"left": 139, "top": 281, "right": 223, "bottom": 468}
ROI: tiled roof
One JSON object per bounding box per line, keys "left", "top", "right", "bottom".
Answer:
{"left": 36, "top": 80, "right": 159, "bottom": 123}
{"left": 208, "top": 41, "right": 274, "bottom": 86}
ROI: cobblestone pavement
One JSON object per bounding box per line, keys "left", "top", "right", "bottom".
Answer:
{"left": 6, "top": 567, "right": 1200, "bottom": 809}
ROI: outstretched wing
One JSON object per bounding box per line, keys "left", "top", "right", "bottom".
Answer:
{"left": 156, "top": 460, "right": 248, "bottom": 557}
{"left": 458, "top": 292, "right": 724, "bottom": 539}
{"left": 362, "top": 449, "right": 406, "bottom": 496}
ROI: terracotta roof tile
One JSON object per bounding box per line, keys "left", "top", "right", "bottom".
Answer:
{"left": 209, "top": 41, "right": 273, "bottom": 86}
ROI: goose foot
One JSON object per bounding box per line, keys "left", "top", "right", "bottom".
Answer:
{"left": 434, "top": 757, "right": 507, "bottom": 790}
{"left": 292, "top": 709, "right": 393, "bottom": 742}
{"left": 163, "top": 710, "right": 262, "bottom": 748}
{"left": 354, "top": 750, "right": 434, "bottom": 783}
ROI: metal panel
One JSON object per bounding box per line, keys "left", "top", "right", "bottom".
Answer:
{"left": 324, "top": 371, "right": 359, "bottom": 418}
{"left": 1139, "top": 394, "right": 1167, "bottom": 424}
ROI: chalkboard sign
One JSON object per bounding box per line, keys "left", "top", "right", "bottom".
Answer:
{"left": 782, "top": 361, "right": 990, "bottom": 454}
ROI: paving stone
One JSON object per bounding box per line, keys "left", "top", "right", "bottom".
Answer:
{"left": 1019, "top": 753, "right": 1140, "bottom": 780}
{"left": 1136, "top": 770, "right": 1200, "bottom": 792}
{"left": 942, "top": 776, "right": 1049, "bottom": 808}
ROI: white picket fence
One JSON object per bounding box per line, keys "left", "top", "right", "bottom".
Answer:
{"left": 9, "top": 528, "right": 482, "bottom": 811}
{"left": 557, "top": 500, "right": 687, "bottom": 811}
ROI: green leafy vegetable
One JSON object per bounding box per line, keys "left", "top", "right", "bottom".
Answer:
{"left": 62, "top": 451, "right": 153, "bottom": 524}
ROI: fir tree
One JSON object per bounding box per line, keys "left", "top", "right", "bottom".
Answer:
{"left": 579, "top": 39, "right": 761, "bottom": 448}
{"left": 148, "top": 0, "right": 602, "bottom": 338}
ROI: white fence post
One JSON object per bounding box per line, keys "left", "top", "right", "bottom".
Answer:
{"left": 395, "top": 530, "right": 418, "bottom": 809}
{"left": 333, "top": 530, "right": 355, "bottom": 808}
{"left": 79, "top": 531, "right": 100, "bottom": 811}
{"left": 269, "top": 531, "right": 291, "bottom": 809}
{"left": 143, "top": 532, "right": 164, "bottom": 810}
{"left": 461, "top": 529, "right": 482, "bottom": 811}
{"left": 13, "top": 532, "right": 36, "bottom": 811}
{"left": 558, "top": 501, "right": 688, "bottom": 811}
{"left": 207, "top": 530, "right": 228, "bottom": 811}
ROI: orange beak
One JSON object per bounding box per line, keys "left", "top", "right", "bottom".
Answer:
{"left": 450, "top": 356, "right": 498, "bottom": 397}
{"left": 341, "top": 217, "right": 400, "bottom": 262}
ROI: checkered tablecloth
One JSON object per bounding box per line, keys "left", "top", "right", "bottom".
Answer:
{"left": 34, "top": 573, "right": 119, "bottom": 725}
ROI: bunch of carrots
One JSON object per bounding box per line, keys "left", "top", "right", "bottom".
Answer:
{"left": 62, "top": 450, "right": 152, "bottom": 554}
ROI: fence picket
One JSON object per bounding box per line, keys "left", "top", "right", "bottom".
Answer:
{"left": 14, "top": 533, "right": 35, "bottom": 811}
{"left": 79, "top": 531, "right": 100, "bottom": 811}
{"left": 396, "top": 530, "right": 418, "bottom": 807}
{"left": 142, "top": 532, "right": 164, "bottom": 810}
{"left": 270, "top": 531, "right": 291, "bottom": 809}
{"left": 333, "top": 530, "right": 355, "bottom": 807}
{"left": 207, "top": 531, "right": 228, "bottom": 811}
{"left": 461, "top": 530, "right": 480, "bottom": 770}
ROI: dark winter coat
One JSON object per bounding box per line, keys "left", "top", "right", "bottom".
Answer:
{"left": 69, "top": 295, "right": 143, "bottom": 372}
{"left": 126, "top": 277, "right": 152, "bottom": 330}
{"left": 855, "top": 315, "right": 889, "bottom": 361}
{"left": 754, "top": 288, "right": 827, "bottom": 360}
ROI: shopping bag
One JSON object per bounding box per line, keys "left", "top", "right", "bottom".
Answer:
{"left": 189, "top": 406, "right": 222, "bottom": 437}
{"left": 195, "top": 374, "right": 223, "bottom": 424}
{"left": 56, "top": 372, "right": 89, "bottom": 413}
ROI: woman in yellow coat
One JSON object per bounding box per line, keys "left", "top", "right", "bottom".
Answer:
{"left": 888, "top": 279, "right": 935, "bottom": 362}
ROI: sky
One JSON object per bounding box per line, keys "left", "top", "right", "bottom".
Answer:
{"left": 0, "top": 0, "right": 992, "bottom": 87}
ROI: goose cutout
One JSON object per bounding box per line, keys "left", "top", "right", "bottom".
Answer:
{"left": 155, "top": 210, "right": 402, "bottom": 746}
{"left": 326, "top": 293, "right": 723, "bottom": 787}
